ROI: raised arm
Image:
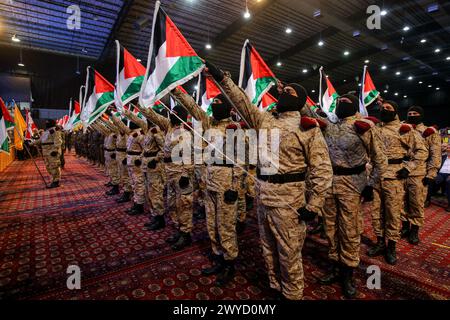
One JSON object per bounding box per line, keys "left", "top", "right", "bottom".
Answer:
{"left": 135, "top": 104, "right": 170, "bottom": 133}
{"left": 123, "top": 109, "right": 148, "bottom": 133}
{"left": 205, "top": 61, "right": 264, "bottom": 129}
{"left": 110, "top": 113, "right": 131, "bottom": 135}
{"left": 172, "top": 87, "right": 210, "bottom": 130}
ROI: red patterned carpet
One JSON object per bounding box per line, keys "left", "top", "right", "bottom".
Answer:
{"left": 0, "top": 153, "right": 449, "bottom": 300}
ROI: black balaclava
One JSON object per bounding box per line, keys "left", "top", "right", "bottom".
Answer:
{"left": 46, "top": 119, "right": 56, "bottom": 129}
{"left": 211, "top": 94, "right": 232, "bottom": 121}
{"left": 170, "top": 105, "right": 188, "bottom": 126}
{"left": 129, "top": 122, "right": 139, "bottom": 130}
{"left": 276, "top": 83, "right": 307, "bottom": 113}
{"left": 335, "top": 94, "right": 359, "bottom": 119}
{"left": 407, "top": 105, "right": 424, "bottom": 125}
{"left": 380, "top": 100, "right": 398, "bottom": 123}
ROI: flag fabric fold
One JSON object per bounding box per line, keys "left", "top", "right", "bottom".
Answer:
{"left": 238, "top": 39, "right": 277, "bottom": 106}
{"left": 0, "top": 97, "right": 13, "bottom": 154}
{"left": 25, "top": 109, "right": 37, "bottom": 140}
{"left": 14, "top": 105, "right": 26, "bottom": 151}
{"left": 139, "top": 1, "right": 205, "bottom": 108}
{"left": 359, "top": 65, "right": 379, "bottom": 116}
{"left": 259, "top": 92, "right": 277, "bottom": 112}
{"left": 196, "top": 74, "right": 221, "bottom": 116}
{"left": 319, "top": 67, "right": 339, "bottom": 122}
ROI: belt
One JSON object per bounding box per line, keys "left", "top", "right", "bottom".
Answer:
{"left": 210, "top": 163, "right": 234, "bottom": 168}
{"left": 333, "top": 164, "right": 366, "bottom": 176}
{"left": 127, "top": 151, "right": 142, "bottom": 156}
{"left": 41, "top": 143, "right": 54, "bottom": 146}
{"left": 105, "top": 148, "right": 115, "bottom": 152}
{"left": 144, "top": 151, "right": 159, "bottom": 157}
{"left": 164, "top": 157, "right": 173, "bottom": 163}
{"left": 388, "top": 156, "right": 410, "bottom": 164}
{"left": 116, "top": 148, "right": 127, "bottom": 152}
{"left": 257, "top": 169, "right": 306, "bottom": 184}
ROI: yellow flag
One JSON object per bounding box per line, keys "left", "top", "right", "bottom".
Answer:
{"left": 14, "top": 105, "right": 26, "bottom": 151}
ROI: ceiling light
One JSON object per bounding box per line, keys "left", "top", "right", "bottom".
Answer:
{"left": 403, "top": 26, "right": 410, "bottom": 32}
{"left": 243, "top": 8, "right": 251, "bottom": 19}
{"left": 394, "top": 92, "right": 399, "bottom": 96}
{"left": 302, "top": 68, "right": 308, "bottom": 73}
{"left": 285, "top": 27, "right": 292, "bottom": 34}
{"left": 408, "top": 76, "right": 413, "bottom": 80}
{"left": 276, "top": 61, "right": 282, "bottom": 67}
{"left": 428, "top": 84, "right": 432, "bottom": 88}
{"left": 344, "top": 51, "right": 350, "bottom": 56}
{"left": 384, "top": 90, "right": 388, "bottom": 93}
{"left": 205, "top": 43, "right": 212, "bottom": 50}
{"left": 420, "top": 39, "right": 427, "bottom": 43}
{"left": 364, "top": 59, "right": 370, "bottom": 64}
{"left": 358, "top": 83, "right": 361, "bottom": 87}
{"left": 311, "top": 89, "right": 316, "bottom": 93}
{"left": 435, "top": 48, "right": 441, "bottom": 53}
{"left": 12, "top": 34, "right": 21, "bottom": 42}
{"left": 381, "top": 10, "right": 387, "bottom": 16}
{"left": 395, "top": 71, "right": 401, "bottom": 76}
{"left": 446, "top": 56, "right": 450, "bottom": 61}
{"left": 136, "top": 58, "right": 142, "bottom": 62}
{"left": 381, "top": 65, "right": 387, "bottom": 70}
{"left": 343, "top": 79, "right": 347, "bottom": 82}
{"left": 194, "top": 85, "right": 199, "bottom": 90}
{"left": 403, "top": 95, "right": 407, "bottom": 98}
{"left": 436, "top": 87, "right": 440, "bottom": 90}
{"left": 18, "top": 62, "right": 25, "bottom": 67}
{"left": 318, "top": 40, "right": 324, "bottom": 46}
{"left": 418, "top": 81, "right": 423, "bottom": 84}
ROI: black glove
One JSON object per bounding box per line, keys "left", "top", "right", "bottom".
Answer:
{"left": 110, "top": 153, "right": 116, "bottom": 160}
{"left": 396, "top": 168, "right": 409, "bottom": 179}
{"left": 122, "top": 158, "right": 127, "bottom": 165}
{"left": 423, "top": 177, "right": 434, "bottom": 186}
{"left": 134, "top": 159, "right": 141, "bottom": 166}
{"left": 224, "top": 190, "right": 238, "bottom": 204}
{"left": 179, "top": 176, "right": 190, "bottom": 189}
{"left": 50, "top": 151, "right": 58, "bottom": 157}
{"left": 49, "top": 129, "right": 55, "bottom": 134}
{"left": 361, "top": 186, "right": 374, "bottom": 202}
{"left": 147, "top": 159, "right": 157, "bottom": 169}
{"left": 205, "top": 60, "right": 224, "bottom": 82}
{"left": 297, "top": 207, "right": 317, "bottom": 222}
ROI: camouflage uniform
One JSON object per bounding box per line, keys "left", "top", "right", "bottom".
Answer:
{"left": 110, "top": 115, "right": 132, "bottom": 194}
{"left": 104, "top": 132, "right": 120, "bottom": 186}
{"left": 34, "top": 127, "right": 62, "bottom": 183}
{"left": 377, "top": 119, "right": 427, "bottom": 242}
{"left": 220, "top": 75, "right": 333, "bottom": 300}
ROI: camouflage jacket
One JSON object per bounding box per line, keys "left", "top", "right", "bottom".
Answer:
{"left": 414, "top": 123, "right": 441, "bottom": 179}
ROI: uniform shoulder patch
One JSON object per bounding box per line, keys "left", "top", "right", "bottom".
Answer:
{"left": 132, "top": 132, "right": 138, "bottom": 138}
{"left": 354, "top": 119, "right": 374, "bottom": 134}
{"left": 113, "top": 134, "right": 117, "bottom": 139}
{"left": 300, "top": 117, "right": 318, "bottom": 130}
{"left": 49, "top": 129, "right": 55, "bottom": 134}
{"left": 316, "top": 118, "right": 327, "bottom": 130}
{"left": 423, "top": 127, "right": 437, "bottom": 138}
{"left": 150, "top": 127, "right": 158, "bottom": 134}
{"left": 364, "top": 116, "right": 380, "bottom": 124}
{"left": 399, "top": 123, "right": 412, "bottom": 134}
{"left": 239, "top": 121, "right": 249, "bottom": 129}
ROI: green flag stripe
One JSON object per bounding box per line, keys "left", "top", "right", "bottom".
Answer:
{"left": 364, "top": 90, "right": 379, "bottom": 106}
{"left": 252, "top": 77, "right": 276, "bottom": 105}
{"left": 122, "top": 76, "right": 144, "bottom": 103}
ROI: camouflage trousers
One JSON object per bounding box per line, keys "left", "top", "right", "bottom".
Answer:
{"left": 372, "top": 179, "right": 405, "bottom": 242}
{"left": 246, "top": 166, "right": 257, "bottom": 198}
{"left": 323, "top": 190, "right": 362, "bottom": 268}
{"left": 236, "top": 168, "right": 247, "bottom": 223}
{"left": 105, "top": 151, "right": 120, "bottom": 185}
{"left": 401, "top": 175, "right": 426, "bottom": 227}
{"left": 146, "top": 162, "right": 165, "bottom": 216}
{"left": 43, "top": 152, "right": 61, "bottom": 183}
{"left": 128, "top": 162, "right": 145, "bottom": 205}
{"left": 205, "top": 189, "right": 239, "bottom": 260}
{"left": 165, "top": 164, "right": 193, "bottom": 233}
{"left": 258, "top": 204, "right": 306, "bottom": 300}
{"left": 193, "top": 165, "right": 206, "bottom": 209}
{"left": 117, "top": 151, "right": 132, "bottom": 192}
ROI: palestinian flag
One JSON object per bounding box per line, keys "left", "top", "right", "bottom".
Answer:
{"left": 25, "top": 109, "right": 37, "bottom": 140}
{"left": 238, "top": 40, "right": 277, "bottom": 105}
{"left": 66, "top": 100, "right": 82, "bottom": 131}
{"left": 0, "top": 97, "right": 13, "bottom": 154}
{"left": 196, "top": 74, "right": 221, "bottom": 116}
{"left": 115, "top": 41, "right": 146, "bottom": 108}
{"left": 81, "top": 67, "right": 115, "bottom": 128}
{"left": 319, "top": 67, "right": 339, "bottom": 121}
{"left": 125, "top": 104, "right": 145, "bottom": 120}
{"left": 139, "top": 1, "right": 204, "bottom": 108}
{"left": 306, "top": 96, "right": 319, "bottom": 112}
{"left": 359, "top": 66, "right": 379, "bottom": 116}
{"left": 259, "top": 92, "right": 277, "bottom": 112}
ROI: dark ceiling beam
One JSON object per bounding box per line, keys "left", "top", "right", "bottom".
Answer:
{"left": 198, "top": 0, "right": 279, "bottom": 57}
{"left": 99, "top": 0, "right": 136, "bottom": 61}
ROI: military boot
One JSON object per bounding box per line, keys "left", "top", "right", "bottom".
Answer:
{"left": 385, "top": 240, "right": 397, "bottom": 265}
{"left": 194, "top": 206, "right": 206, "bottom": 220}
{"left": 341, "top": 265, "right": 357, "bottom": 299}
{"left": 126, "top": 202, "right": 137, "bottom": 214}
{"left": 318, "top": 262, "right": 341, "bottom": 285}
{"left": 245, "top": 195, "right": 254, "bottom": 211}
{"left": 116, "top": 191, "right": 132, "bottom": 203}
{"left": 128, "top": 203, "right": 144, "bottom": 216}
{"left": 400, "top": 221, "right": 410, "bottom": 238}
{"left": 215, "top": 259, "right": 235, "bottom": 287}
{"left": 308, "top": 217, "right": 324, "bottom": 235}
{"left": 201, "top": 255, "right": 224, "bottom": 276}
{"left": 236, "top": 221, "right": 246, "bottom": 234}
{"left": 165, "top": 230, "right": 181, "bottom": 244}
{"left": 171, "top": 232, "right": 192, "bottom": 250}
{"left": 408, "top": 224, "right": 420, "bottom": 245}
{"left": 145, "top": 215, "right": 166, "bottom": 231}
{"left": 367, "top": 236, "right": 386, "bottom": 257}
{"left": 105, "top": 185, "right": 119, "bottom": 196}
{"left": 47, "top": 181, "right": 60, "bottom": 189}
{"left": 104, "top": 181, "right": 113, "bottom": 187}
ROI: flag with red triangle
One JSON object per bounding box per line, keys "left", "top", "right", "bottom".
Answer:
{"left": 25, "top": 109, "right": 37, "bottom": 140}
{"left": 0, "top": 97, "right": 13, "bottom": 154}
{"left": 196, "top": 74, "right": 221, "bottom": 116}
{"left": 359, "top": 65, "right": 379, "bottom": 116}
{"left": 239, "top": 40, "right": 277, "bottom": 105}
{"left": 259, "top": 92, "right": 277, "bottom": 112}
{"left": 81, "top": 67, "right": 115, "bottom": 128}
{"left": 115, "top": 41, "right": 146, "bottom": 109}
{"left": 319, "top": 67, "right": 339, "bottom": 121}
{"left": 139, "top": 1, "right": 204, "bottom": 108}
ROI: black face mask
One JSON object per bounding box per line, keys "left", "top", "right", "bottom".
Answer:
{"left": 407, "top": 115, "right": 422, "bottom": 125}
{"left": 276, "top": 93, "right": 299, "bottom": 113}
{"left": 211, "top": 102, "right": 232, "bottom": 121}
{"left": 170, "top": 114, "right": 182, "bottom": 126}
{"left": 380, "top": 109, "right": 397, "bottom": 123}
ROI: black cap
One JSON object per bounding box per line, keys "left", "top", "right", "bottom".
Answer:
{"left": 408, "top": 105, "right": 424, "bottom": 116}
{"left": 287, "top": 83, "right": 307, "bottom": 107}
